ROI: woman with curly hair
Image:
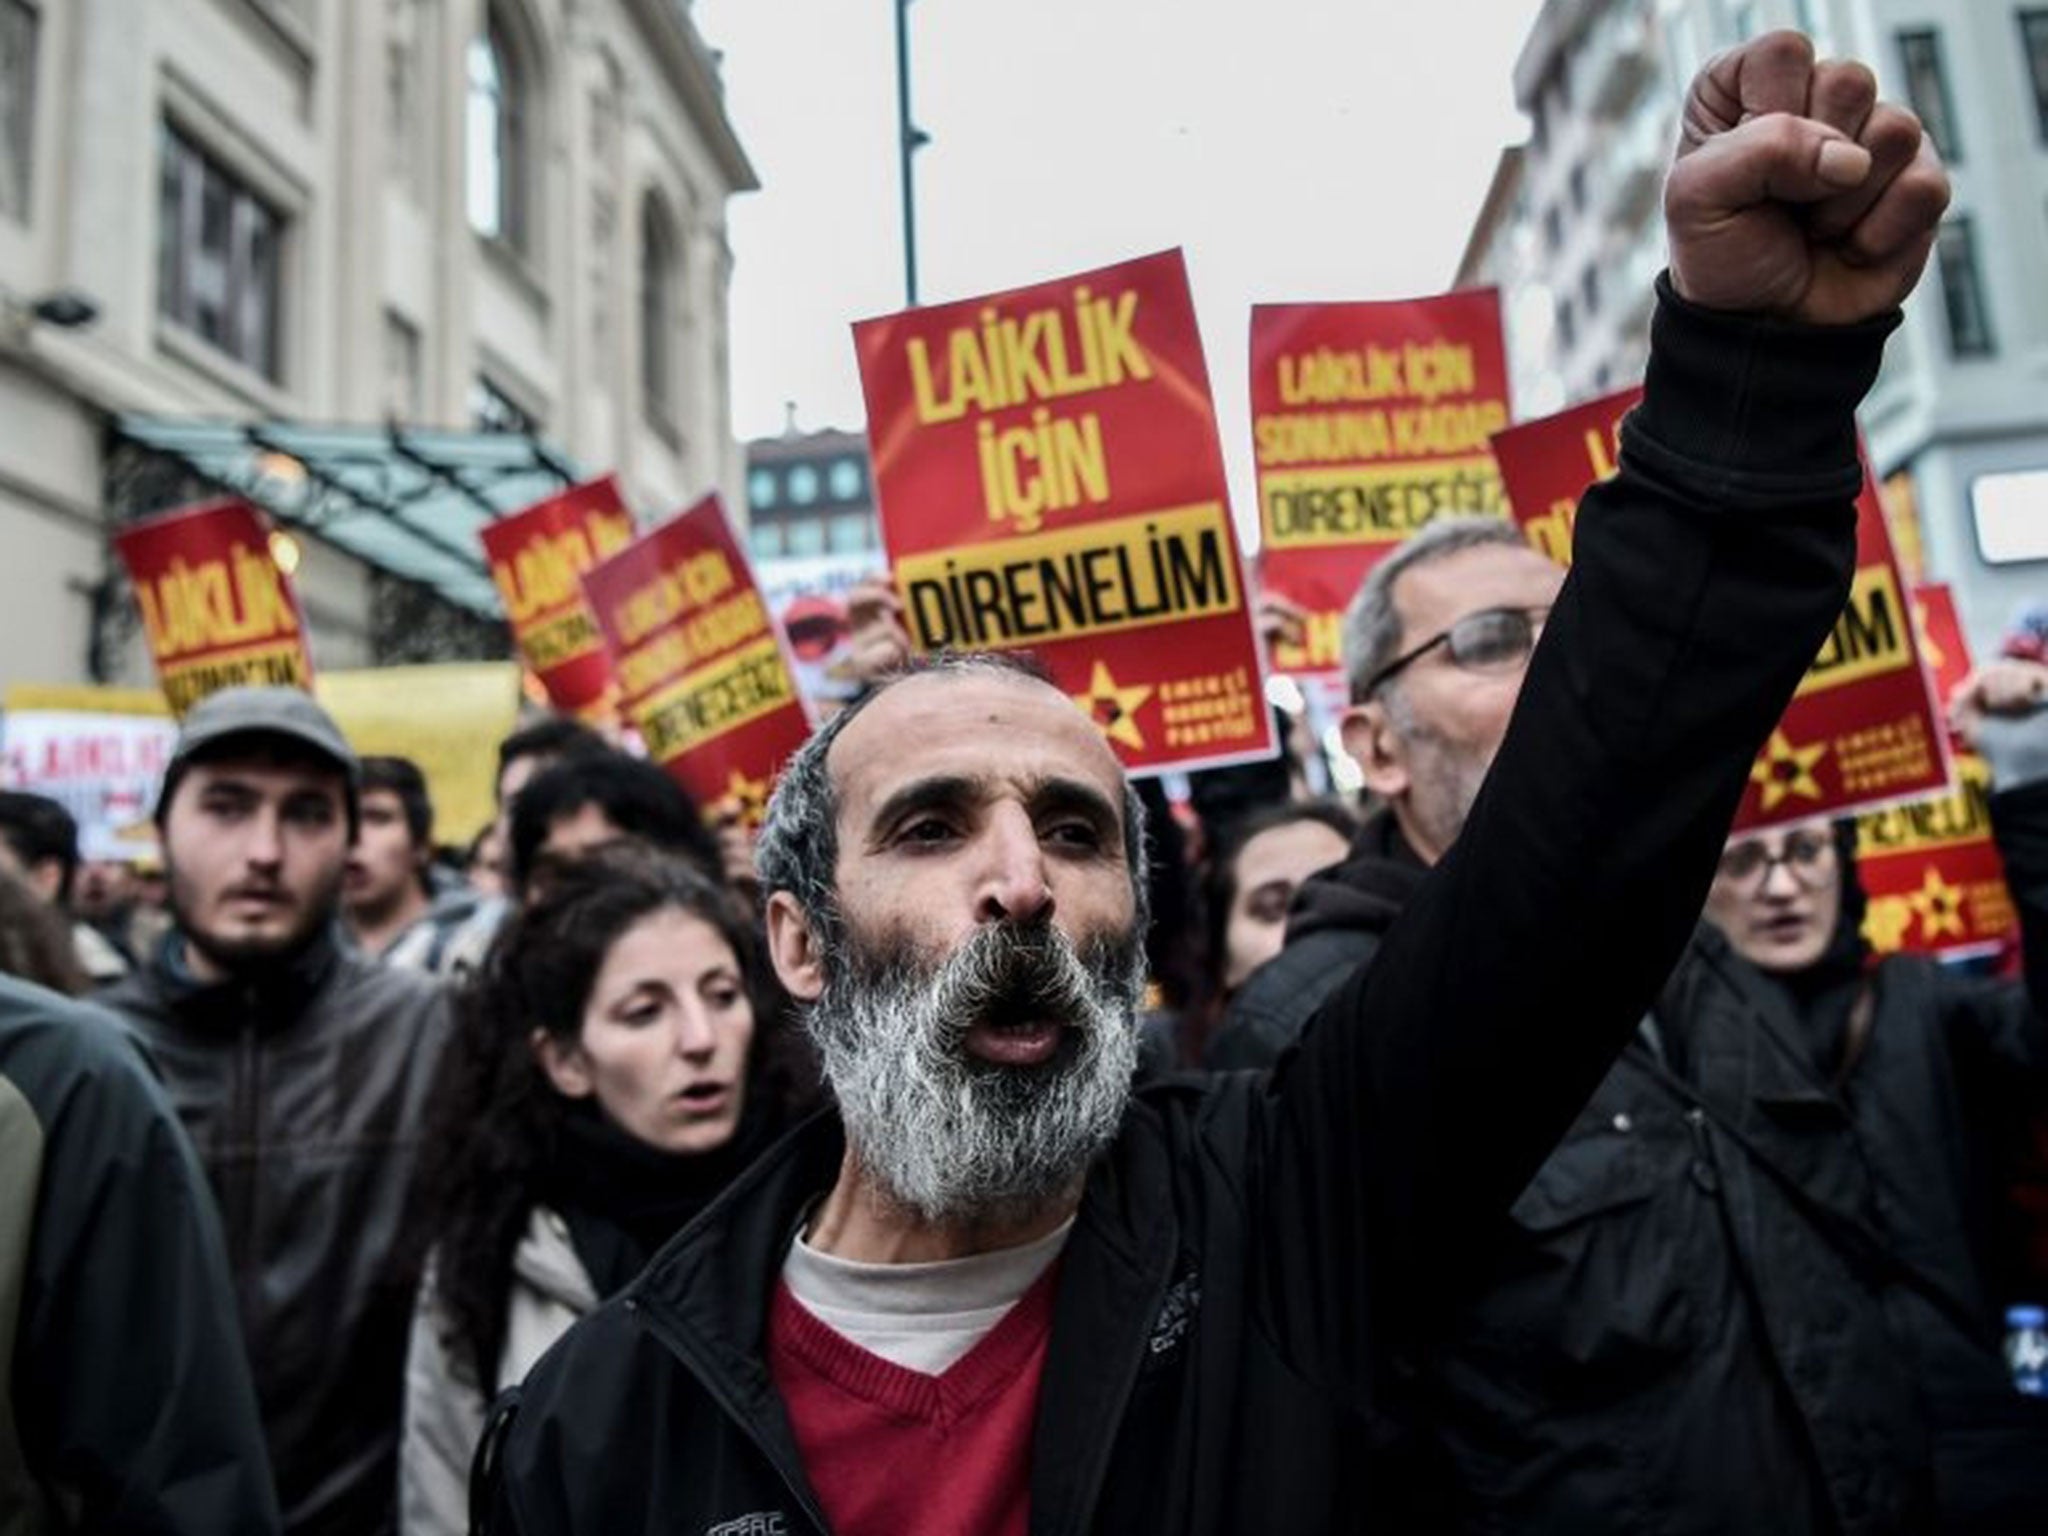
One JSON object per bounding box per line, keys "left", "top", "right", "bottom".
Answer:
{"left": 398, "top": 845, "right": 812, "bottom": 1534}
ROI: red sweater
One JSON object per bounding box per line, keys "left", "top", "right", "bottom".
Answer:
{"left": 768, "top": 1263, "right": 1061, "bottom": 1536}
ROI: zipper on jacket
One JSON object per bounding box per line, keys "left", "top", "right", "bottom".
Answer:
{"left": 628, "top": 1296, "right": 835, "bottom": 1535}
{"left": 1684, "top": 1106, "right": 1721, "bottom": 1195}
{"left": 229, "top": 996, "right": 261, "bottom": 1320}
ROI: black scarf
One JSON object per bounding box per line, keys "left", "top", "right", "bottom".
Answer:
{"left": 542, "top": 1097, "right": 779, "bottom": 1297}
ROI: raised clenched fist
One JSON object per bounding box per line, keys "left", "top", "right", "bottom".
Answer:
{"left": 1664, "top": 29, "right": 1951, "bottom": 326}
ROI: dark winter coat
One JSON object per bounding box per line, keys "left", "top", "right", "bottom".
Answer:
{"left": 1214, "top": 785, "right": 2048, "bottom": 1533}
{"left": 473, "top": 282, "right": 1884, "bottom": 1535}
{"left": 99, "top": 927, "right": 451, "bottom": 1536}
{"left": 0, "top": 976, "right": 280, "bottom": 1535}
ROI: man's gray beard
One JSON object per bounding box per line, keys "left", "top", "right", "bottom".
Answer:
{"left": 1387, "top": 688, "right": 1493, "bottom": 855}
{"left": 803, "top": 916, "right": 1146, "bottom": 1230}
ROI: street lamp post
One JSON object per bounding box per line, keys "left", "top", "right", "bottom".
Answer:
{"left": 895, "top": 0, "right": 930, "bottom": 306}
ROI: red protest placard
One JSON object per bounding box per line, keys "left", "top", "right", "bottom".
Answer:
{"left": 854, "top": 249, "right": 1275, "bottom": 775}
{"left": 114, "top": 499, "right": 316, "bottom": 715}
{"left": 1738, "top": 473, "right": 1950, "bottom": 831}
{"left": 1493, "top": 398, "right": 1950, "bottom": 832}
{"left": 1910, "top": 581, "right": 1972, "bottom": 719}
{"left": 1853, "top": 584, "right": 2017, "bottom": 958}
{"left": 1857, "top": 753, "right": 2015, "bottom": 958}
{"left": 480, "top": 477, "right": 636, "bottom": 717}
{"left": 1250, "top": 291, "right": 1511, "bottom": 678}
{"left": 580, "top": 495, "right": 812, "bottom": 823}
{"left": 1489, "top": 386, "right": 1641, "bottom": 563}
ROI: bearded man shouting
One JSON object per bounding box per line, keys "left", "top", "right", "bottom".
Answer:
{"left": 476, "top": 31, "right": 1954, "bottom": 1536}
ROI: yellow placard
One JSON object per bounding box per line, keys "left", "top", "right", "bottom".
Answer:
{"left": 316, "top": 663, "right": 524, "bottom": 846}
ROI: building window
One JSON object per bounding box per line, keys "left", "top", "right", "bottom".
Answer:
{"left": 785, "top": 518, "right": 826, "bottom": 557}
{"left": 1580, "top": 265, "right": 1599, "bottom": 319}
{"left": 749, "top": 522, "right": 784, "bottom": 560}
{"left": 470, "top": 374, "right": 534, "bottom": 434}
{"left": 1934, "top": 218, "right": 1994, "bottom": 357}
{"left": 748, "top": 467, "right": 779, "bottom": 510}
{"left": 828, "top": 457, "right": 864, "bottom": 502}
{"left": 641, "top": 196, "right": 678, "bottom": 433}
{"left": 1567, "top": 163, "right": 1587, "bottom": 213}
{"left": 466, "top": 12, "right": 528, "bottom": 249}
{"left": 787, "top": 464, "right": 820, "bottom": 505}
{"left": 1556, "top": 295, "right": 1576, "bottom": 352}
{"left": 828, "top": 513, "right": 872, "bottom": 553}
{"left": 1542, "top": 204, "right": 1563, "bottom": 254}
{"left": 1896, "top": 30, "right": 1960, "bottom": 162}
{"left": 157, "top": 123, "right": 285, "bottom": 380}
{"left": 2021, "top": 11, "right": 2048, "bottom": 144}
{"left": 0, "top": 0, "right": 35, "bottom": 224}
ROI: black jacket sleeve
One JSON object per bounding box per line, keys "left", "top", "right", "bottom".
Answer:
{"left": 1249, "top": 280, "right": 1887, "bottom": 1391}
{"left": 8, "top": 989, "right": 281, "bottom": 1536}
{"left": 1933, "top": 773, "right": 2048, "bottom": 1074}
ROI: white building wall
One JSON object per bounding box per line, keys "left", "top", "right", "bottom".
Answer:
{"left": 1478, "top": 0, "right": 2047, "bottom": 658}
{"left": 0, "top": 0, "right": 753, "bottom": 693}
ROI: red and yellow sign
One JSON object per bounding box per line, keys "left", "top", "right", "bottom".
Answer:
{"left": 114, "top": 499, "right": 315, "bottom": 715}
{"left": 1492, "top": 399, "right": 1950, "bottom": 831}
{"left": 580, "top": 495, "right": 812, "bottom": 822}
{"left": 1855, "top": 584, "right": 2016, "bottom": 958}
{"left": 855, "top": 249, "right": 1275, "bottom": 774}
{"left": 480, "top": 477, "right": 636, "bottom": 717}
{"left": 1489, "top": 385, "right": 1642, "bottom": 565}
{"left": 1250, "top": 290, "right": 1511, "bottom": 677}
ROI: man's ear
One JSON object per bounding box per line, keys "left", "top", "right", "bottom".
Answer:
{"left": 765, "top": 891, "right": 826, "bottom": 1001}
{"left": 531, "top": 1027, "right": 594, "bottom": 1099}
{"left": 1340, "top": 700, "right": 1413, "bottom": 802}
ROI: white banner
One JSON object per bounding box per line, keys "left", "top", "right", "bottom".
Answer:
{"left": 1, "top": 688, "right": 176, "bottom": 861}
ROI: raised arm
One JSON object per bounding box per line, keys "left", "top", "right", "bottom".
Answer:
{"left": 1251, "top": 31, "right": 1951, "bottom": 1378}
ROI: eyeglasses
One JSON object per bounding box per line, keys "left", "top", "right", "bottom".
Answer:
{"left": 1716, "top": 830, "right": 1835, "bottom": 890}
{"left": 1361, "top": 606, "right": 1548, "bottom": 698}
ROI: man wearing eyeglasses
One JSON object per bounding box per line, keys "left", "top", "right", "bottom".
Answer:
{"left": 1208, "top": 516, "right": 1557, "bottom": 1067}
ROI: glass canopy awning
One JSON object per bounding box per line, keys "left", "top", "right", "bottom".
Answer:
{"left": 109, "top": 417, "right": 584, "bottom": 615}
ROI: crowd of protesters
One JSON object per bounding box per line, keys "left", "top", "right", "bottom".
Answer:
{"left": 3, "top": 28, "right": 2047, "bottom": 1536}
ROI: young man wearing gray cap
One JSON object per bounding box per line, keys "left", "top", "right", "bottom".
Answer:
{"left": 100, "top": 686, "right": 451, "bottom": 1536}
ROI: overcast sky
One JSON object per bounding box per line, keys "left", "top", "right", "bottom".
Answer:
{"left": 695, "top": 0, "right": 1544, "bottom": 514}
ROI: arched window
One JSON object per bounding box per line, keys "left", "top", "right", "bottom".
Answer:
{"left": 641, "top": 195, "right": 679, "bottom": 431}
{"left": 466, "top": 13, "right": 527, "bottom": 250}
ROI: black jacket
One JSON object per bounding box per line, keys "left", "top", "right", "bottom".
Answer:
{"left": 475, "top": 284, "right": 1880, "bottom": 1535}
{"left": 1214, "top": 797, "right": 2048, "bottom": 1530}
{"left": 99, "top": 927, "right": 451, "bottom": 1536}
{"left": 0, "top": 976, "right": 280, "bottom": 1535}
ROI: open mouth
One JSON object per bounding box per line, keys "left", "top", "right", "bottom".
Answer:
{"left": 963, "top": 1010, "right": 1075, "bottom": 1068}
{"left": 675, "top": 1082, "right": 733, "bottom": 1115}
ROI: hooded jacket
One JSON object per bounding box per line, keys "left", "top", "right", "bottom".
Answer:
{"left": 1204, "top": 812, "right": 1425, "bottom": 1071}
{"left": 98, "top": 926, "right": 451, "bottom": 1536}
{"left": 0, "top": 977, "right": 281, "bottom": 1535}
{"left": 472, "top": 285, "right": 1889, "bottom": 1535}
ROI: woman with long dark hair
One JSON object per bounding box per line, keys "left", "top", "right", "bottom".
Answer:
{"left": 399, "top": 845, "right": 812, "bottom": 1534}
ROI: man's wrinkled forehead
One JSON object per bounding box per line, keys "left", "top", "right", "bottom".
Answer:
{"left": 826, "top": 670, "right": 1126, "bottom": 832}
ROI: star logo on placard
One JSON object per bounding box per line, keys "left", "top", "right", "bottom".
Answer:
{"left": 1908, "top": 867, "right": 1966, "bottom": 940}
{"left": 1750, "top": 730, "right": 1827, "bottom": 811}
{"left": 1074, "top": 661, "right": 1152, "bottom": 752}
{"left": 723, "top": 767, "right": 773, "bottom": 826}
